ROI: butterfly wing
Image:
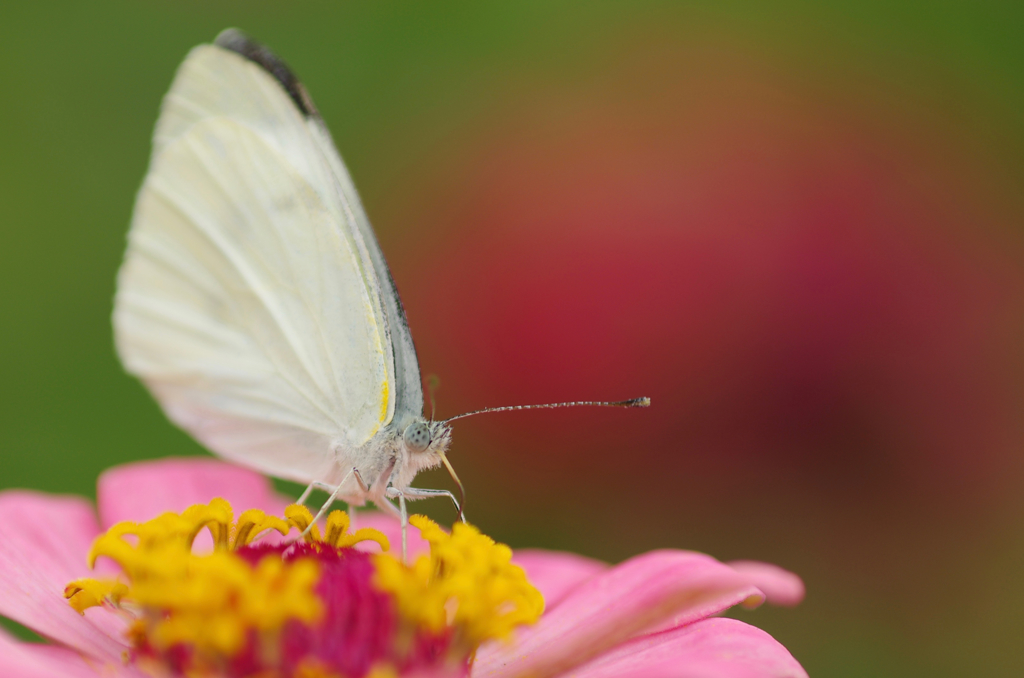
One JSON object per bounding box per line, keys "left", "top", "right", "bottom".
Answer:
{"left": 114, "top": 32, "right": 421, "bottom": 484}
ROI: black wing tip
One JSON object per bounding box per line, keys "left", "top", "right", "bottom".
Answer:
{"left": 213, "top": 28, "right": 318, "bottom": 118}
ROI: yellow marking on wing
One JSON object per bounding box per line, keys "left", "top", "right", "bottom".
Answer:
{"left": 379, "top": 378, "right": 390, "bottom": 424}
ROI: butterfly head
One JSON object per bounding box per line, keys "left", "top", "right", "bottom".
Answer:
{"left": 400, "top": 418, "right": 453, "bottom": 467}
{"left": 400, "top": 418, "right": 460, "bottom": 518}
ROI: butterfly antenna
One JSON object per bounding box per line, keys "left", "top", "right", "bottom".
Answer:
{"left": 427, "top": 374, "right": 441, "bottom": 423}
{"left": 443, "top": 397, "right": 651, "bottom": 424}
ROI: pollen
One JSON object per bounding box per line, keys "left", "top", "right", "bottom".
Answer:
{"left": 64, "top": 499, "right": 542, "bottom": 678}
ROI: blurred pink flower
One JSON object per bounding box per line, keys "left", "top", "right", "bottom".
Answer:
{"left": 0, "top": 458, "right": 806, "bottom": 677}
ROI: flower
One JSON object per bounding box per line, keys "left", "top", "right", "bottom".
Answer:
{"left": 64, "top": 499, "right": 537, "bottom": 678}
{"left": 0, "top": 458, "right": 807, "bottom": 677}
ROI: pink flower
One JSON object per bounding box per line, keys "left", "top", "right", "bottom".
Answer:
{"left": 0, "top": 458, "right": 806, "bottom": 677}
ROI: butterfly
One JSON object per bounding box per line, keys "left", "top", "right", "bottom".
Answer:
{"left": 113, "top": 29, "right": 648, "bottom": 554}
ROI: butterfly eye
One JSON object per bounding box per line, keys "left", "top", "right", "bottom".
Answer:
{"left": 403, "top": 422, "right": 431, "bottom": 453}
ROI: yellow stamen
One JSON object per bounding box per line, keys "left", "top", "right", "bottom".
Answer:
{"left": 63, "top": 578, "right": 128, "bottom": 614}
{"left": 373, "top": 515, "right": 545, "bottom": 646}
{"left": 324, "top": 509, "right": 390, "bottom": 551}
{"left": 284, "top": 504, "right": 322, "bottom": 543}
{"left": 65, "top": 499, "right": 382, "bottom": 660}
{"left": 234, "top": 508, "right": 291, "bottom": 547}
{"left": 134, "top": 551, "right": 322, "bottom": 655}
{"left": 65, "top": 499, "right": 541, "bottom": 676}
{"left": 66, "top": 499, "right": 334, "bottom": 658}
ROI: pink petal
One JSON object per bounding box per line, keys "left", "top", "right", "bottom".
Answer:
{"left": 512, "top": 549, "right": 608, "bottom": 609}
{"left": 0, "top": 491, "right": 127, "bottom": 662}
{"left": 0, "top": 628, "right": 141, "bottom": 678}
{"left": 562, "top": 618, "right": 808, "bottom": 678}
{"left": 728, "top": 561, "right": 805, "bottom": 607}
{"left": 97, "top": 458, "right": 288, "bottom": 528}
{"left": 473, "top": 550, "right": 765, "bottom": 678}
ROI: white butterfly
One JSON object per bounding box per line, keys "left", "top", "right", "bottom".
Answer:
{"left": 114, "top": 29, "right": 647, "bottom": 548}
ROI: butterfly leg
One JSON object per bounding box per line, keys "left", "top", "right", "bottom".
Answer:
{"left": 297, "top": 480, "right": 335, "bottom": 506}
{"left": 384, "top": 486, "right": 411, "bottom": 563}
{"left": 399, "top": 487, "right": 466, "bottom": 523}
{"left": 301, "top": 467, "right": 355, "bottom": 538}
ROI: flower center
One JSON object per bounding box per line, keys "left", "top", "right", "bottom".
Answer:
{"left": 65, "top": 500, "right": 543, "bottom": 678}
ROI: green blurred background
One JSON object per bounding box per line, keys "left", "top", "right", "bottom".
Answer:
{"left": 4, "top": 2, "right": 1024, "bottom": 676}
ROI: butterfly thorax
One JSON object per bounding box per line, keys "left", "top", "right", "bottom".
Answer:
{"left": 334, "top": 418, "right": 451, "bottom": 506}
